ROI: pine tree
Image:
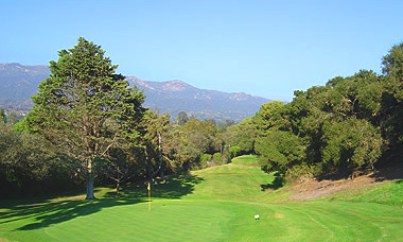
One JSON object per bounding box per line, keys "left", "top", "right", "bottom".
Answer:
{"left": 27, "top": 37, "right": 145, "bottom": 199}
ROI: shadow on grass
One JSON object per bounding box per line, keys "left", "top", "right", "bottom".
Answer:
{"left": 260, "top": 173, "right": 283, "bottom": 191}
{"left": 111, "top": 173, "right": 204, "bottom": 199}
{"left": 110, "top": 172, "right": 204, "bottom": 199}
{"left": 18, "top": 198, "right": 140, "bottom": 230}
{"left": 371, "top": 152, "right": 403, "bottom": 182}
{"left": 317, "top": 150, "right": 403, "bottom": 182}
{"left": 0, "top": 173, "right": 203, "bottom": 231}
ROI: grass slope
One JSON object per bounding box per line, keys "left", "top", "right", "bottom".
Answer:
{"left": 1, "top": 155, "right": 403, "bottom": 241}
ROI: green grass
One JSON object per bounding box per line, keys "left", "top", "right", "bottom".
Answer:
{"left": 1, "top": 155, "right": 403, "bottom": 241}
{"left": 322, "top": 179, "right": 403, "bottom": 207}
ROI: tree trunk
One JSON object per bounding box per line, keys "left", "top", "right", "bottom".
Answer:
{"left": 116, "top": 179, "right": 120, "bottom": 198}
{"left": 85, "top": 159, "right": 96, "bottom": 200}
{"left": 159, "top": 165, "right": 165, "bottom": 179}
{"left": 86, "top": 171, "right": 95, "bottom": 200}
{"left": 157, "top": 131, "right": 165, "bottom": 179}
{"left": 145, "top": 148, "right": 154, "bottom": 190}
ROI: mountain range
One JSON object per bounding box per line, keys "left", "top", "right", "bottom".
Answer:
{"left": 0, "top": 63, "right": 50, "bottom": 110}
{"left": 0, "top": 63, "right": 269, "bottom": 121}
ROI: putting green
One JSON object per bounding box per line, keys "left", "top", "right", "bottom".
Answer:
{"left": 1, "top": 155, "right": 403, "bottom": 241}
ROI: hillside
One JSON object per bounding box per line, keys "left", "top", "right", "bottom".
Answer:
{"left": 0, "top": 63, "right": 269, "bottom": 121}
{"left": 0, "top": 63, "right": 49, "bottom": 110}
{"left": 1, "top": 156, "right": 402, "bottom": 241}
{"left": 126, "top": 77, "right": 269, "bottom": 121}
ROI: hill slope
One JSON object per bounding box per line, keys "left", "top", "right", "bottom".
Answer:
{"left": 0, "top": 63, "right": 269, "bottom": 121}
{"left": 1, "top": 156, "right": 403, "bottom": 241}
{"left": 127, "top": 77, "right": 269, "bottom": 121}
{"left": 0, "top": 63, "right": 49, "bottom": 110}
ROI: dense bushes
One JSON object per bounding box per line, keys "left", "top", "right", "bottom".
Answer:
{"left": 0, "top": 122, "right": 82, "bottom": 197}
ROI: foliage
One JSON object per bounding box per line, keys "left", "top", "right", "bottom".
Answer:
{"left": 176, "top": 111, "right": 189, "bottom": 125}
{"left": 0, "top": 123, "right": 43, "bottom": 195}
{"left": 320, "top": 118, "right": 383, "bottom": 173}
{"left": 256, "top": 129, "right": 305, "bottom": 173}
{"left": 26, "top": 37, "right": 145, "bottom": 199}
{"left": 200, "top": 153, "right": 212, "bottom": 163}
{"left": 213, "top": 152, "right": 223, "bottom": 164}
{"left": 248, "top": 44, "right": 401, "bottom": 179}
{"left": 284, "top": 163, "right": 317, "bottom": 183}
{"left": 0, "top": 108, "right": 5, "bottom": 123}
{"left": 254, "top": 101, "right": 286, "bottom": 131}
{"left": 381, "top": 42, "right": 403, "bottom": 149}
{"left": 0, "top": 122, "right": 79, "bottom": 197}
{"left": 228, "top": 145, "right": 242, "bottom": 158}
{"left": 164, "top": 118, "right": 218, "bottom": 170}
{"left": 141, "top": 110, "right": 172, "bottom": 180}
{"left": 225, "top": 118, "right": 256, "bottom": 154}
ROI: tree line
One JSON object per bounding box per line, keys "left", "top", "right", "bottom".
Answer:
{"left": 228, "top": 43, "right": 403, "bottom": 182}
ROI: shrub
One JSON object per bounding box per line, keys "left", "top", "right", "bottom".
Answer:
{"left": 285, "top": 163, "right": 318, "bottom": 184}
{"left": 229, "top": 145, "right": 242, "bottom": 158}
{"left": 213, "top": 152, "right": 223, "bottom": 164}
{"left": 201, "top": 153, "right": 212, "bottom": 163}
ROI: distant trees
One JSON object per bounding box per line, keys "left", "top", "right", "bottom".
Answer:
{"left": 225, "top": 118, "right": 256, "bottom": 155}
{"left": 164, "top": 117, "right": 221, "bottom": 169}
{"left": 0, "top": 109, "right": 5, "bottom": 123}
{"left": 176, "top": 111, "right": 189, "bottom": 125}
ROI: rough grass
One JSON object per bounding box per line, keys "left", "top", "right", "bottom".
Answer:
{"left": 322, "top": 179, "right": 403, "bottom": 207}
{"left": 1, "top": 155, "right": 403, "bottom": 241}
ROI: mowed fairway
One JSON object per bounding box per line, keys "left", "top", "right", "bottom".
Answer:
{"left": 1, "top": 155, "right": 403, "bottom": 241}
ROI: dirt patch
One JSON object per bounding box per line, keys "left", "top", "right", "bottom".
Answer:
{"left": 289, "top": 175, "right": 379, "bottom": 200}
{"left": 274, "top": 213, "right": 284, "bottom": 219}
{"left": 288, "top": 163, "right": 403, "bottom": 201}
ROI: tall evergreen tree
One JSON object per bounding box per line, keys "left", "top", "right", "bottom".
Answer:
{"left": 27, "top": 38, "right": 145, "bottom": 199}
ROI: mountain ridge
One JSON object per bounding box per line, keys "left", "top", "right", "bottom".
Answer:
{"left": 0, "top": 63, "right": 269, "bottom": 121}
{"left": 126, "top": 76, "right": 268, "bottom": 121}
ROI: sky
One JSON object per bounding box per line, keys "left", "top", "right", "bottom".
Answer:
{"left": 1, "top": 0, "right": 402, "bottom": 101}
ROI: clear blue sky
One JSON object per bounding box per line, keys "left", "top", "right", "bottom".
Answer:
{"left": 1, "top": 0, "right": 402, "bottom": 100}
